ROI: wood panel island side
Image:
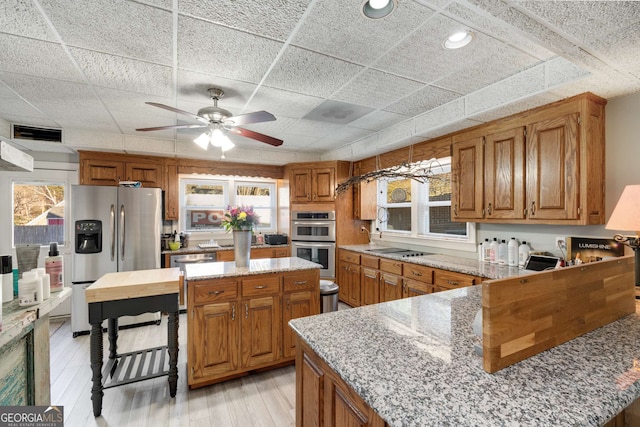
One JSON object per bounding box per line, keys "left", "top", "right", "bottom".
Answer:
{"left": 183, "top": 257, "right": 321, "bottom": 389}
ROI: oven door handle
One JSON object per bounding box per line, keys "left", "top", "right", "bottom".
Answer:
{"left": 292, "top": 242, "right": 335, "bottom": 248}
{"left": 292, "top": 221, "right": 335, "bottom": 227}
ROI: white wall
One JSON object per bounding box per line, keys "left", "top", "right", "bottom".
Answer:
{"left": 0, "top": 161, "right": 79, "bottom": 316}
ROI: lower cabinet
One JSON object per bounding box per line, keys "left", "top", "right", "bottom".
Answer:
{"left": 338, "top": 260, "right": 361, "bottom": 307}
{"left": 361, "top": 268, "right": 379, "bottom": 306}
{"left": 215, "top": 246, "right": 290, "bottom": 262}
{"left": 296, "top": 339, "right": 386, "bottom": 427}
{"left": 379, "top": 272, "right": 402, "bottom": 303}
{"left": 188, "top": 269, "right": 319, "bottom": 388}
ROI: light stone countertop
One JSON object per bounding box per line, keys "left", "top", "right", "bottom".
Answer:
{"left": 162, "top": 243, "right": 288, "bottom": 256}
{"left": 340, "top": 244, "right": 528, "bottom": 279}
{"left": 290, "top": 286, "right": 640, "bottom": 426}
{"left": 184, "top": 257, "right": 321, "bottom": 281}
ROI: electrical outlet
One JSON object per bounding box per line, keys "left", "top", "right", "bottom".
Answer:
{"left": 555, "top": 237, "right": 567, "bottom": 250}
{"left": 360, "top": 225, "right": 368, "bottom": 233}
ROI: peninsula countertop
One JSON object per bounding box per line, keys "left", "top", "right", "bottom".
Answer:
{"left": 184, "top": 256, "right": 321, "bottom": 281}
{"left": 289, "top": 286, "right": 640, "bottom": 426}
{"left": 340, "top": 244, "right": 526, "bottom": 279}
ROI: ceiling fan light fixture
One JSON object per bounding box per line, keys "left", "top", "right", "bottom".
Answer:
{"left": 193, "top": 132, "right": 211, "bottom": 150}
{"left": 362, "top": 0, "right": 396, "bottom": 19}
{"left": 443, "top": 30, "right": 474, "bottom": 49}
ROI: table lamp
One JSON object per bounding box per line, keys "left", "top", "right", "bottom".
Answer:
{"left": 606, "top": 184, "right": 640, "bottom": 299}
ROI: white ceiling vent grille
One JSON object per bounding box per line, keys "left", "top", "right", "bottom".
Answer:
{"left": 12, "top": 125, "right": 62, "bottom": 142}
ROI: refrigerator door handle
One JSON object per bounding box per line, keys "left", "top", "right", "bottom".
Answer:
{"left": 110, "top": 204, "right": 116, "bottom": 261}
{"left": 120, "top": 204, "right": 126, "bottom": 261}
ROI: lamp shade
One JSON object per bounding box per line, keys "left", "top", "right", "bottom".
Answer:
{"left": 606, "top": 185, "right": 640, "bottom": 232}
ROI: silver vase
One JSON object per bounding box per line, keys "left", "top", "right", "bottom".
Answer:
{"left": 233, "top": 229, "right": 252, "bottom": 267}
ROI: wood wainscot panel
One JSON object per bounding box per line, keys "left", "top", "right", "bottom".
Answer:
{"left": 482, "top": 256, "right": 635, "bottom": 373}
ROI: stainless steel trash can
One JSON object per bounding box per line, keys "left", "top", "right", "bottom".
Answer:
{"left": 320, "top": 279, "right": 339, "bottom": 313}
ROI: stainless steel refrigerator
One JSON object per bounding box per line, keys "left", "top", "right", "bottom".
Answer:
{"left": 71, "top": 185, "right": 162, "bottom": 337}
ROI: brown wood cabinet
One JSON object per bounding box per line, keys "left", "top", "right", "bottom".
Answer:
{"left": 296, "top": 339, "right": 386, "bottom": 427}
{"left": 79, "top": 152, "right": 163, "bottom": 188}
{"left": 361, "top": 267, "right": 380, "bottom": 306}
{"left": 163, "top": 160, "right": 179, "bottom": 220}
{"left": 353, "top": 164, "right": 377, "bottom": 220}
{"left": 187, "top": 268, "right": 319, "bottom": 388}
{"left": 338, "top": 252, "right": 361, "bottom": 307}
{"left": 290, "top": 166, "right": 335, "bottom": 202}
{"left": 451, "top": 93, "right": 606, "bottom": 225}
{"left": 379, "top": 272, "right": 402, "bottom": 303}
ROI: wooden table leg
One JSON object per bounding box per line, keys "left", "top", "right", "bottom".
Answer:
{"left": 108, "top": 318, "right": 118, "bottom": 359}
{"left": 167, "top": 309, "right": 179, "bottom": 397}
{"left": 90, "top": 321, "right": 104, "bottom": 417}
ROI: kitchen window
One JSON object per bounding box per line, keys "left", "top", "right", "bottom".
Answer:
{"left": 13, "top": 181, "right": 65, "bottom": 246}
{"left": 376, "top": 158, "right": 474, "bottom": 245}
{"left": 181, "top": 177, "right": 277, "bottom": 233}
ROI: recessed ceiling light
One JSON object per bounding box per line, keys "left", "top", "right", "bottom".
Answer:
{"left": 443, "top": 30, "right": 474, "bottom": 49}
{"left": 362, "top": 0, "right": 396, "bottom": 19}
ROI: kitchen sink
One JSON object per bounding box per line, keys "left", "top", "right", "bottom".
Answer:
{"left": 364, "top": 247, "right": 431, "bottom": 258}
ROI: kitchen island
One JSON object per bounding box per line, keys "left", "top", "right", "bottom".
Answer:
{"left": 184, "top": 257, "right": 321, "bottom": 388}
{"left": 290, "top": 285, "right": 640, "bottom": 426}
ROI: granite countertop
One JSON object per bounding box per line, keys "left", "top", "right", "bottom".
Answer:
{"left": 184, "top": 256, "right": 321, "bottom": 281}
{"left": 341, "top": 244, "right": 527, "bottom": 280}
{"left": 162, "top": 243, "right": 288, "bottom": 255}
{"left": 290, "top": 287, "right": 640, "bottom": 426}
{"left": 1, "top": 287, "right": 71, "bottom": 348}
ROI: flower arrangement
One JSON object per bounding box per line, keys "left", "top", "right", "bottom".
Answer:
{"left": 221, "top": 205, "right": 260, "bottom": 231}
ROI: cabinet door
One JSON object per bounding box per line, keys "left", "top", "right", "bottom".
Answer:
{"left": 81, "top": 159, "right": 123, "bottom": 186}
{"left": 347, "top": 264, "right": 361, "bottom": 307}
{"left": 312, "top": 167, "right": 335, "bottom": 202}
{"left": 241, "top": 296, "right": 280, "bottom": 368}
{"left": 361, "top": 268, "right": 379, "bottom": 306}
{"left": 337, "top": 261, "right": 351, "bottom": 304}
{"left": 125, "top": 161, "right": 162, "bottom": 188}
{"left": 526, "top": 113, "right": 580, "bottom": 221}
{"left": 434, "top": 269, "right": 476, "bottom": 290}
{"left": 291, "top": 168, "right": 312, "bottom": 202}
{"left": 380, "top": 273, "right": 402, "bottom": 302}
{"left": 325, "top": 377, "right": 373, "bottom": 427}
{"left": 297, "top": 349, "right": 325, "bottom": 427}
{"left": 403, "top": 278, "right": 433, "bottom": 297}
{"left": 484, "top": 127, "right": 525, "bottom": 219}
{"left": 189, "top": 302, "right": 239, "bottom": 381}
{"left": 452, "top": 136, "right": 484, "bottom": 220}
{"left": 164, "top": 162, "right": 179, "bottom": 220}
{"left": 283, "top": 291, "right": 315, "bottom": 358}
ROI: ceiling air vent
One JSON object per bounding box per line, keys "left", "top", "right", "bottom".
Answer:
{"left": 12, "top": 125, "right": 62, "bottom": 142}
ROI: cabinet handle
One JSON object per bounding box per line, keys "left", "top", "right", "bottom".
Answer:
{"left": 384, "top": 279, "right": 396, "bottom": 286}
{"left": 447, "top": 280, "right": 460, "bottom": 286}
{"left": 487, "top": 203, "right": 492, "bottom": 216}
{"left": 364, "top": 273, "right": 376, "bottom": 279}
{"left": 530, "top": 201, "right": 536, "bottom": 215}
{"left": 208, "top": 290, "right": 224, "bottom": 295}
{"left": 287, "top": 299, "right": 290, "bottom": 311}
{"left": 293, "top": 280, "right": 308, "bottom": 285}
{"left": 231, "top": 303, "right": 235, "bottom": 321}
{"left": 453, "top": 204, "right": 458, "bottom": 216}
{"left": 245, "top": 303, "right": 248, "bottom": 319}
{"left": 412, "top": 271, "right": 422, "bottom": 277}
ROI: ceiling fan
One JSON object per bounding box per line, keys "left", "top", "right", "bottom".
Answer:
{"left": 135, "top": 87, "right": 283, "bottom": 147}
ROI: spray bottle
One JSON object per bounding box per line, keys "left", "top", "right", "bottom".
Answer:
{"left": 45, "top": 242, "right": 64, "bottom": 292}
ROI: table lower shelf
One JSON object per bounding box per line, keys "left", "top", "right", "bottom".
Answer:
{"left": 102, "top": 345, "right": 169, "bottom": 389}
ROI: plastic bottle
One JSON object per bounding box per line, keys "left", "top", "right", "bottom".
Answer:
{"left": 1, "top": 255, "right": 13, "bottom": 302}
{"left": 33, "top": 268, "right": 50, "bottom": 300}
{"left": 507, "top": 238, "right": 519, "bottom": 267}
{"left": 482, "top": 239, "right": 491, "bottom": 263}
{"left": 489, "top": 238, "right": 499, "bottom": 264}
{"left": 478, "top": 242, "right": 484, "bottom": 261}
{"left": 19, "top": 271, "right": 40, "bottom": 306}
{"left": 45, "top": 242, "right": 64, "bottom": 292}
{"left": 518, "top": 241, "right": 530, "bottom": 267}
{"left": 174, "top": 230, "right": 180, "bottom": 243}
{"left": 498, "top": 240, "right": 508, "bottom": 265}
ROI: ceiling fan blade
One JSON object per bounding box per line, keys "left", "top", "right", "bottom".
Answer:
{"left": 136, "top": 124, "right": 207, "bottom": 132}
{"left": 225, "top": 111, "right": 276, "bottom": 126}
{"left": 145, "top": 102, "right": 209, "bottom": 124}
{"left": 230, "top": 127, "right": 283, "bottom": 146}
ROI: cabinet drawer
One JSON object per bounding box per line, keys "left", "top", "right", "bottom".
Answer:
{"left": 403, "top": 278, "right": 433, "bottom": 296}
{"left": 434, "top": 270, "right": 475, "bottom": 289}
{"left": 403, "top": 263, "right": 434, "bottom": 283}
{"left": 273, "top": 247, "right": 290, "bottom": 258}
{"left": 340, "top": 251, "right": 360, "bottom": 264}
{"left": 283, "top": 272, "right": 316, "bottom": 292}
{"left": 360, "top": 255, "right": 379, "bottom": 269}
{"left": 380, "top": 258, "right": 403, "bottom": 275}
{"left": 241, "top": 275, "right": 281, "bottom": 297}
{"left": 192, "top": 279, "right": 238, "bottom": 305}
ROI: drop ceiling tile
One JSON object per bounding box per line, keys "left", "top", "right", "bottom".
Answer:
{"left": 415, "top": 118, "right": 484, "bottom": 139}
{"left": 0, "top": 98, "right": 46, "bottom": 118}
{"left": 292, "top": 0, "right": 435, "bottom": 65}
{"left": 284, "top": 118, "right": 344, "bottom": 138}
{"left": 11, "top": 139, "right": 75, "bottom": 154}
{"left": 0, "top": 114, "right": 60, "bottom": 129}
{"left": 468, "top": 92, "right": 560, "bottom": 123}
{"left": 274, "top": 133, "right": 320, "bottom": 149}
{"left": 244, "top": 116, "right": 297, "bottom": 135}
{"left": 264, "top": 46, "right": 364, "bottom": 98}
{"left": 70, "top": 48, "right": 173, "bottom": 97}
{"left": 589, "top": 21, "right": 640, "bottom": 74}
{"left": 0, "top": 35, "right": 83, "bottom": 82}
{"left": 0, "top": 0, "right": 57, "bottom": 41}
{"left": 377, "top": 120, "right": 415, "bottom": 148}
{"left": 38, "top": 0, "right": 173, "bottom": 64}
{"left": 458, "top": 0, "right": 510, "bottom": 16}
{"left": 497, "top": 6, "right": 574, "bottom": 55}
{"left": 0, "top": 72, "right": 96, "bottom": 107}
{"left": 434, "top": 45, "right": 542, "bottom": 94}
{"left": 94, "top": 87, "right": 176, "bottom": 114}
{"left": 314, "top": 126, "right": 375, "bottom": 150}
{"left": 110, "top": 108, "right": 181, "bottom": 134}
{"left": 348, "top": 110, "right": 409, "bottom": 131}
{"left": 466, "top": 65, "right": 545, "bottom": 115}
{"left": 247, "top": 86, "right": 324, "bottom": 119}
{"left": 414, "top": 0, "right": 455, "bottom": 10}
{"left": 545, "top": 57, "right": 590, "bottom": 90}
{"left": 550, "top": 72, "right": 640, "bottom": 100}
{"left": 137, "top": 0, "right": 173, "bottom": 10}
{"left": 373, "top": 13, "right": 504, "bottom": 83}
{"left": 414, "top": 98, "right": 465, "bottom": 135}
{"left": 178, "top": 15, "right": 283, "bottom": 83}
{"left": 384, "top": 85, "right": 460, "bottom": 116}
{"left": 332, "top": 70, "right": 425, "bottom": 109}
{"left": 176, "top": 70, "right": 258, "bottom": 109}
{"left": 178, "top": 0, "right": 310, "bottom": 41}
{"left": 125, "top": 134, "right": 176, "bottom": 154}
{"left": 64, "top": 129, "right": 124, "bottom": 150}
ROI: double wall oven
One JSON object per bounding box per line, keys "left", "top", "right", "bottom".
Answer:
{"left": 291, "top": 211, "right": 335, "bottom": 278}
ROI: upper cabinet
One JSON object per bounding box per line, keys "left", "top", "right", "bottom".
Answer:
{"left": 452, "top": 93, "right": 606, "bottom": 225}
{"left": 79, "top": 151, "right": 163, "bottom": 188}
{"left": 290, "top": 165, "right": 335, "bottom": 202}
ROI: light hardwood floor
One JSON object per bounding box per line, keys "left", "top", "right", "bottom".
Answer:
{"left": 49, "top": 314, "right": 296, "bottom": 427}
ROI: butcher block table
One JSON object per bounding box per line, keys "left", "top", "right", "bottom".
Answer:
{"left": 85, "top": 268, "right": 181, "bottom": 417}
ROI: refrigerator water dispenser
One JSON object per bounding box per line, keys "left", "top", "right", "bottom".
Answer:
{"left": 75, "top": 220, "right": 102, "bottom": 254}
